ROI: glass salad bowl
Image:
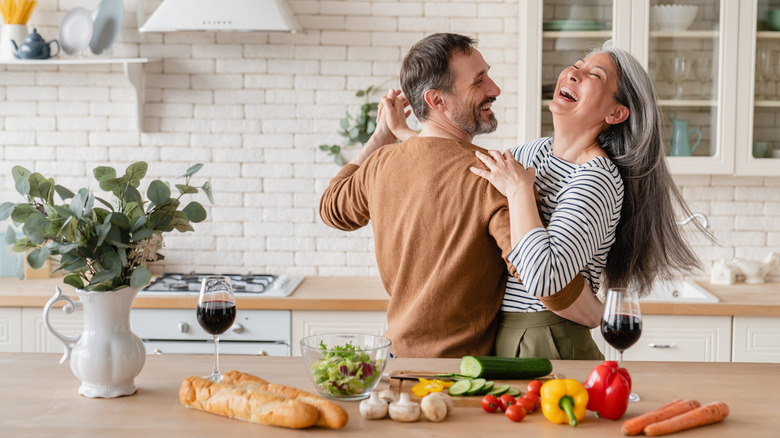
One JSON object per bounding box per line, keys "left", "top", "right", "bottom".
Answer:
{"left": 300, "top": 333, "right": 391, "bottom": 401}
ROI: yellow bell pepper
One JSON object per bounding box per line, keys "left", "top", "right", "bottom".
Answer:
{"left": 410, "top": 378, "right": 452, "bottom": 397}
{"left": 540, "top": 378, "right": 589, "bottom": 427}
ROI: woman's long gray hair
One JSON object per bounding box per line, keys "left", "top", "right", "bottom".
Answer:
{"left": 592, "top": 40, "right": 709, "bottom": 296}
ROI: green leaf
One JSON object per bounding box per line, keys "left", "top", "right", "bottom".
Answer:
{"left": 319, "top": 144, "right": 331, "bottom": 151}
{"left": 182, "top": 202, "right": 207, "bottom": 223}
{"left": 96, "top": 221, "right": 112, "bottom": 247}
{"left": 175, "top": 184, "right": 198, "bottom": 195}
{"left": 93, "top": 166, "right": 118, "bottom": 192}
{"left": 55, "top": 185, "right": 75, "bottom": 201}
{"left": 27, "top": 173, "right": 47, "bottom": 199}
{"left": 60, "top": 216, "right": 80, "bottom": 243}
{"left": 356, "top": 90, "right": 365, "bottom": 97}
{"left": 170, "top": 211, "right": 194, "bottom": 233}
{"left": 340, "top": 118, "right": 350, "bottom": 130}
{"left": 10, "top": 204, "right": 38, "bottom": 224}
{"left": 334, "top": 155, "right": 345, "bottom": 166}
{"left": 27, "top": 247, "right": 50, "bottom": 269}
{"left": 12, "top": 166, "right": 31, "bottom": 196}
{"left": 63, "top": 274, "right": 85, "bottom": 289}
{"left": 90, "top": 269, "right": 118, "bottom": 284}
{"left": 201, "top": 181, "right": 214, "bottom": 204}
{"left": 130, "top": 266, "right": 152, "bottom": 288}
{"left": 108, "top": 213, "right": 131, "bottom": 231}
{"left": 22, "top": 213, "right": 48, "bottom": 245}
{"left": 0, "top": 202, "right": 15, "bottom": 221}
{"left": 123, "top": 184, "right": 144, "bottom": 207}
{"left": 131, "top": 216, "right": 148, "bottom": 232}
{"left": 132, "top": 228, "right": 154, "bottom": 242}
{"left": 4, "top": 226, "right": 17, "bottom": 244}
{"left": 69, "top": 188, "right": 90, "bottom": 218}
{"left": 124, "top": 162, "right": 148, "bottom": 187}
{"left": 181, "top": 163, "right": 204, "bottom": 178}
{"left": 11, "top": 238, "right": 36, "bottom": 252}
{"left": 148, "top": 180, "right": 171, "bottom": 207}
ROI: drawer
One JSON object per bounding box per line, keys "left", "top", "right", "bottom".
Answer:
{"left": 131, "top": 308, "right": 291, "bottom": 343}
{"left": 142, "top": 340, "right": 290, "bottom": 356}
{"left": 732, "top": 316, "right": 780, "bottom": 363}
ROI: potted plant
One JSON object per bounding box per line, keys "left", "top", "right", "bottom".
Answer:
{"left": 319, "top": 85, "right": 380, "bottom": 165}
{"left": 0, "top": 161, "right": 211, "bottom": 398}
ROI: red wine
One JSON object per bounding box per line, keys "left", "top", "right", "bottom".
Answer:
{"left": 197, "top": 300, "right": 236, "bottom": 335}
{"left": 601, "top": 313, "right": 642, "bottom": 351}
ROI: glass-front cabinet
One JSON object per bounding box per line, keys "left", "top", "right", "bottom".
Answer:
{"left": 518, "top": 0, "right": 779, "bottom": 176}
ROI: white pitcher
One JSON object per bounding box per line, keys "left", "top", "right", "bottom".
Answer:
{"left": 44, "top": 286, "right": 146, "bottom": 398}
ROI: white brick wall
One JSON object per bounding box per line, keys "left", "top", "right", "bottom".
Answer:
{"left": 1, "top": 0, "right": 778, "bottom": 280}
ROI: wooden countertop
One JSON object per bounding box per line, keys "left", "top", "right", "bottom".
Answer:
{"left": 2, "top": 276, "right": 780, "bottom": 316}
{"left": 2, "top": 353, "right": 777, "bottom": 437}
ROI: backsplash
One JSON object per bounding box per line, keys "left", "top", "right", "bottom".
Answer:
{"left": 0, "top": 0, "right": 778, "bottom": 280}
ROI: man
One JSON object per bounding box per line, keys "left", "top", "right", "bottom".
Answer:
{"left": 320, "top": 33, "right": 583, "bottom": 358}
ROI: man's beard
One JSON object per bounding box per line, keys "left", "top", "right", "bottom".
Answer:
{"left": 451, "top": 97, "right": 498, "bottom": 136}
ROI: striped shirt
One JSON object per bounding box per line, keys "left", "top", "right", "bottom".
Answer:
{"left": 502, "top": 137, "right": 624, "bottom": 313}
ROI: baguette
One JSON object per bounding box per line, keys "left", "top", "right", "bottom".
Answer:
{"left": 179, "top": 376, "right": 319, "bottom": 429}
{"left": 222, "top": 369, "right": 349, "bottom": 429}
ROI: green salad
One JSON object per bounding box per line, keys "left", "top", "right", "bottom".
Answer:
{"left": 310, "top": 341, "right": 383, "bottom": 396}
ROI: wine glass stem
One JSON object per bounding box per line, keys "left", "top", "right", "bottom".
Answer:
{"left": 618, "top": 350, "right": 624, "bottom": 368}
{"left": 212, "top": 335, "right": 221, "bottom": 378}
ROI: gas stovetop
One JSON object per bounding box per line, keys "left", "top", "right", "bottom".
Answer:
{"left": 140, "top": 273, "right": 303, "bottom": 297}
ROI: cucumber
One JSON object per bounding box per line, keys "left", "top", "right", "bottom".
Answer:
{"left": 481, "top": 381, "right": 495, "bottom": 394}
{"left": 507, "top": 387, "right": 521, "bottom": 397}
{"left": 448, "top": 379, "right": 472, "bottom": 396}
{"left": 465, "top": 378, "right": 486, "bottom": 396}
{"left": 459, "top": 356, "right": 553, "bottom": 380}
{"left": 488, "top": 384, "right": 510, "bottom": 396}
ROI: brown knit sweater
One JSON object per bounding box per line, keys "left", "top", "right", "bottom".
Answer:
{"left": 320, "top": 137, "right": 524, "bottom": 358}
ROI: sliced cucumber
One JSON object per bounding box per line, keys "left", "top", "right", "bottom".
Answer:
{"left": 507, "top": 387, "right": 521, "bottom": 397}
{"left": 448, "top": 379, "right": 472, "bottom": 396}
{"left": 481, "top": 381, "right": 495, "bottom": 395}
{"left": 488, "top": 384, "right": 510, "bottom": 396}
{"left": 465, "top": 378, "right": 487, "bottom": 396}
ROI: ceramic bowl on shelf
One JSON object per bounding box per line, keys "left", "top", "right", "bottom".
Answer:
{"left": 766, "top": 10, "right": 780, "bottom": 31}
{"left": 650, "top": 4, "right": 699, "bottom": 31}
{"left": 300, "top": 333, "right": 391, "bottom": 401}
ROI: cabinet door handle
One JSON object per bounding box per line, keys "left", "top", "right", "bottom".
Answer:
{"left": 648, "top": 343, "right": 674, "bottom": 349}
{"left": 257, "top": 350, "right": 268, "bottom": 356}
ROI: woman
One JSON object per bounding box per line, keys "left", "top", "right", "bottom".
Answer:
{"left": 381, "top": 41, "right": 706, "bottom": 360}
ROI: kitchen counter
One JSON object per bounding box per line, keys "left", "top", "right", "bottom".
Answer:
{"left": 2, "top": 353, "right": 778, "bottom": 437}
{"left": 2, "top": 276, "right": 780, "bottom": 316}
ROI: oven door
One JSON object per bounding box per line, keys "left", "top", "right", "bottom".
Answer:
{"left": 143, "top": 341, "right": 290, "bottom": 356}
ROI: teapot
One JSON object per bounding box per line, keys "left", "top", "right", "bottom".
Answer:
{"left": 732, "top": 252, "right": 779, "bottom": 284}
{"left": 669, "top": 118, "right": 702, "bottom": 156}
{"left": 11, "top": 28, "right": 60, "bottom": 60}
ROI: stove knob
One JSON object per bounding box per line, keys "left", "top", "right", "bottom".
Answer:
{"left": 178, "top": 322, "right": 190, "bottom": 333}
{"left": 257, "top": 350, "right": 268, "bottom": 356}
{"left": 231, "top": 323, "right": 245, "bottom": 334}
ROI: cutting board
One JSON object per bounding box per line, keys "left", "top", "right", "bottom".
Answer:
{"left": 387, "top": 370, "right": 564, "bottom": 408}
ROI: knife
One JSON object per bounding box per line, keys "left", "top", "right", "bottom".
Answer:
{"left": 385, "top": 371, "right": 456, "bottom": 380}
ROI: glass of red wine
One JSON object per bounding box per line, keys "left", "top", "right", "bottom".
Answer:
{"left": 601, "top": 287, "right": 642, "bottom": 402}
{"left": 197, "top": 276, "right": 236, "bottom": 382}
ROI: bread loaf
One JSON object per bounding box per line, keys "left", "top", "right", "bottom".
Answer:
{"left": 222, "top": 370, "right": 349, "bottom": 429}
{"left": 179, "top": 376, "right": 319, "bottom": 429}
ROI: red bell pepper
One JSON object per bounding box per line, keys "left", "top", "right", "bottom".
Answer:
{"left": 583, "top": 361, "right": 631, "bottom": 420}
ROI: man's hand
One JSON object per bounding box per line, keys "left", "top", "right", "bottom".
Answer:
{"left": 378, "top": 88, "right": 417, "bottom": 141}
{"left": 349, "top": 89, "right": 400, "bottom": 166}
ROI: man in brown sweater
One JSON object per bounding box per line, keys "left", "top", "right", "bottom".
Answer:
{"left": 320, "top": 33, "right": 582, "bottom": 357}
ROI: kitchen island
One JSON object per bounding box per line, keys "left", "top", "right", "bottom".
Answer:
{"left": 2, "top": 353, "right": 778, "bottom": 437}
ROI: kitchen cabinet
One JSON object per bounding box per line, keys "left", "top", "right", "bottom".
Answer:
{"left": 290, "top": 310, "right": 387, "bottom": 357}
{"left": 592, "top": 315, "right": 732, "bottom": 362}
{"left": 519, "top": 0, "right": 780, "bottom": 176}
{"left": 0, "top": 58, "right": 156, "bottom": 132}
{"left": 0, "top": 308, "right": 22, "bottom": 352}
{"left": 21, "top": 306, "right": 83, "bottom": 353}
{"left": 732, "top": 315, "right": 780, "bottom": 362}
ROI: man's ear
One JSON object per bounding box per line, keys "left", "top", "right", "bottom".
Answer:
{"left": 423, "top": 89, "right": 446, "bottom": 113}
{"left": 606, "top": 104, "right": 629, "bottom": 125}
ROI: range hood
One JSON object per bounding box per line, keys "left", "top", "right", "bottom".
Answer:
{"left": 139, "top": 0, "right": 302, "bottom": 33}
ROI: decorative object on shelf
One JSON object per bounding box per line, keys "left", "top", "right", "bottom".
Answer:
{"left": 660, "top": 55, "right": 691, "bottom": 99}
{"left": 59, "top": 7, "right": 93, "bottom": 56}
{"left": 43, "top": 285, "right": 146, "bottom": 397}
{"left": 710, "top": 260, "right": 737, "bottom": 285}
{"left": 0, "top": 161, "right": 212, "bottom": 397}
{"left": 766, "top": 9, "right": 780, "bottom": 31}
{"left": 542, "top": 20, "right": 606, "bottom": 31}
{"left": 89, "top": 0, "right": 123, "bottom": 55}
{"left": 10, "top": 27, "right": 58, "bottom": 59}
{"left": 650, "top": 5, "right": 698, "bottom": 31}
{"left": 755, "top": 47, "right": 773, "bottom": 99}
{"left": 669, "top": 118, "right": 702, "bottom": 156}
{"left": 692, "top": 54, "right": 713, "bottom": 99}
{"left": 753, "top": 141, "right": 768, "bottom": 159}
{"left": 0, "top": 24, "right": 26, "bottom": 60}
{"left": 0, "top": 0, "right": 37, "bottom": 59}
{"left": 732, "top": 252, "right": 778, "bottom": 285}
{"left": 319, "top": 85, "right": 380, "bottom": 166}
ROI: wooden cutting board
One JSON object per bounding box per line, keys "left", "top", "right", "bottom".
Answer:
{"left": 387, "top": 370, "right": 564, "bottom": 407}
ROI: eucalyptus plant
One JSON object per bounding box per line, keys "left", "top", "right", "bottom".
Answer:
{"left": 0, "top": 162, "right": 213, "bottom": 292}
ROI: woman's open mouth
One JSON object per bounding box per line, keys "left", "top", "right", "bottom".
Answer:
{"left": 558, "top": 86, "right": 579, "bottom": 102}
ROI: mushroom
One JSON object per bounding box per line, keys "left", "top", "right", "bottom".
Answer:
{"left": 388, "top": 393, "right": 421, "bottom": 422}
{"left": 424, "top": 391, "right": 454, "bottom": 415}
{"left": 421, "top": 395, "right": 448, "bottom": 422}
{"left": 378, "top": 388, "right": 399, "bottom": 403}
{"left": 359, "top": 392, "right": 388, "bottom": 420}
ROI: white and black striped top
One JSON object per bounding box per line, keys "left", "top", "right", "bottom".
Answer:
{"left": 502, "top": 137, "right": 624, "bottom": 313}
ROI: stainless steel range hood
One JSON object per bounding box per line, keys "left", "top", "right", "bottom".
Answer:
{"left": 139, "top": 0, "right": 302, "bottom": 33}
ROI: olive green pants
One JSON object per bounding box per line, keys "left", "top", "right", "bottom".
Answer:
{"left": 494, "top": 311, "right": 604, "bottom": 360}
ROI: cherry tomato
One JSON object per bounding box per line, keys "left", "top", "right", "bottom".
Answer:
{"left": 527, "top": 379, "right": 543, "bottom": 396}
{"left": 481, "top": 394, "right": 499, "bottom": 413}
{"left": 523, "top": 392, "right": 541, "bottom": 411}
{"left": 505, "top": 404, "right": 527, "bottom": 422}
{"left": 499, "top": 393, "right": 516, "bottom": 412}
{"left": 515, "top": 397, "right": 536, "bottom": 414}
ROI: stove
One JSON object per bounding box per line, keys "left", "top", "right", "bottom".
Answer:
{"left": 140, "top": 273, "right": 303, "bottom": 297}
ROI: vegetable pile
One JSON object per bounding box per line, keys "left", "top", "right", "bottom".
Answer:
{"left": 310, "top": 341, "right": 383, "bottom": 396}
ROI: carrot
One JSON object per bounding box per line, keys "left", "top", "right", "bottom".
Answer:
{"left": 621, "top": 399, "right": 702, "bottom": 436}
{"left": 643, "top": 402, "right": 729, "bottom": 436}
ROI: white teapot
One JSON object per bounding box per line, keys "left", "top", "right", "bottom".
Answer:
{"left": 732, "top": 252, "right": 778, "bottom": 284}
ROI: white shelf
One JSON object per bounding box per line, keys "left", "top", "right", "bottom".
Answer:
{"left": 650, "top": 30, "right": 719, "bottom": 39}
{"left": 542, "top": 30, "right": 613, "bottom": 39}
{"left": 0, "top": 57, "right": 157, "bottom": 131}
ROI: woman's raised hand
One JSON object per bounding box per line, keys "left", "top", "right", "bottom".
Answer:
{"left": 470, "top": 149, "right": 536, "bottom": 199}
